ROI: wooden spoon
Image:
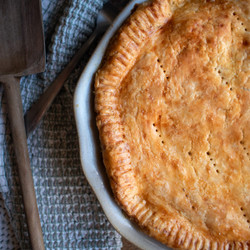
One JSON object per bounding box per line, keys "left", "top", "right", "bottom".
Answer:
{"left": 0, "top": 0, "right": 45, "bottom": 249}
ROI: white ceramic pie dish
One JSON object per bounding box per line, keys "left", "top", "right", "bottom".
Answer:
{"left": 74, "top": 1, "right": 170, "bottom": 249}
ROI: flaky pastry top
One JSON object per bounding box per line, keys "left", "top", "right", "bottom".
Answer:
{"left": 95, "top": 0, "right": 250, "bottom": 249}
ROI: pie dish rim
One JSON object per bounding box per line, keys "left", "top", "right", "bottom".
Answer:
{"left": 75, "top": 0, "right": 250, "bottom": 248}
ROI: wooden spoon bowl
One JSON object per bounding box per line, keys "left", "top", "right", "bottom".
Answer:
{"left": 0, "top": 0, "right": 45, "bottom": 249}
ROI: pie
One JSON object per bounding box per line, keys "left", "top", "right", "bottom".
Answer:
{"left": 94, "top": 0, "right": 250, "bottom": 248}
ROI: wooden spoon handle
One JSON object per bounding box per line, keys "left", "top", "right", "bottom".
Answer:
{"left": 1, "top": 76, "right": 44, "bottom": 250}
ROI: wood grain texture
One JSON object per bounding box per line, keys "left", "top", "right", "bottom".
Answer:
{"left": 0, "top": 0, "right": 45, "bottom": 249}
{"left": 0, "top": 0, "right": 45, "bottom": 76}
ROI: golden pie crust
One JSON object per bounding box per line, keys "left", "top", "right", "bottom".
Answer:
{"left": 95, "top": 0, "right": 250, "bottom": 248}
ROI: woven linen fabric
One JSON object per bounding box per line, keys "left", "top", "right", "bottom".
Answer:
{"left": 0, "top": 0, "right": 122, "bottom": 249}
{"left": 0, "top": 196, "right": 19, "bottom": 249}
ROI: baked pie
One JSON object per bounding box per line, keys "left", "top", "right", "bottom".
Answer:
{"left": 95, "top": 0, "right": 250, "bottom": 248}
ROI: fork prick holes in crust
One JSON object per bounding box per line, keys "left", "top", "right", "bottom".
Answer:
{"left": 207, "top": 151, "right": 221, "bottom": 174}
{"left": 239, "top": 207, "right": 250, "bottom": 226}
{"left": 156, "top": 57, "right": 170, "bottom": 80}
{"left": 241, "top": 142, "right": 249, "bottom": 157}
{"left": 153, "top": 123, "right": 164, "bottom": 144}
